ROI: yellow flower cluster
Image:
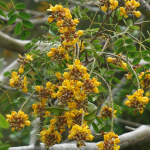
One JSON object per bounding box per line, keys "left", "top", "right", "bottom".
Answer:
{"left": 40, "top": 125, "right": 62, "bottom": 149}
{"left": 35, "top": 81, "right": 56, "bottom": 99}
{"left": 120, "top": 0, "right": 141, "bottom": 18}
{"left": 68, "top": 124, "right": 94, "bottom": 147}
{"left": 32, "top": 100, "right": 50, "bottom": 118}
{"left": 9, "top": 72, "right": 29, "bottom": 93}
{"left": 47, "top": 4, "right": 84, "bottom": 62}
{"left": 6, "top": 110, "right": 30, "bottom": 131}
{"left": 99, "top": 0, "right": 118, "bottom": 12}
{"left": 64, "top": 108, "right": 86, "bottom": 129}
{"left": 18, "top": 54, "right": 33, "bottom": 74}
{"left": 139, "top": 71, "right": 150, "bottom": 89}
{"left": 100, "top": 105, "right": 117, "bottom": 119}
{"left": 125, "top": 89, "right": 149, "bottom": 114}
{"left": 107, "top": 56, "right": 127, "bottom": 70}
{"left": 97, "top": 132, "right": 120, "bottom": 150}
{"left": 56, "top": 59, "right": 101, "bottom": 108}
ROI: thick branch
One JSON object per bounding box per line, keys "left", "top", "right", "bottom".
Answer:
{"left": 8, "top": 125, "right": 150, "bottom": 150}
{"left": 0, "top": 31, "right": 29, "bottom": 54}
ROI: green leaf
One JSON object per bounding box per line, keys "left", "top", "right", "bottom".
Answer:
{"left": 19, "top": 12, "right": 31, "bottom": 19}
{"left": 98, "top": 15, "right": 101, "bottom": 23}
{"left": 49, "top": 30, "right": 55, "bottom": 36}
{"left": 115, "top": 39, "right": 124, "bottom": 46}
{"left": 93, "top": 40, "right": 100, "bottom": 44}
{"left": 132, "top": 58, "right": 141, "bottom": 65}
{"left": 15, "top": 3, "right": 26, "bottom": 9}
{"left": 0, "top": 144, "right": 10, "bottom": 150}
{"left": 84, "top": 8, "right": 89, "bottom": 12}
{"left": 92, "top": 122, "right": 99, "bottom": 133}
{"left": 78, "top": 6, "right": 82, "bottom": 18}
{"left": 0, "top": 1, "right": 8, "bottom": 9}
{"left": 99, "top": 56, "right": 104, "bottom": 63}
{"left": 3, "top": 71, "right": 11, "bottom": 76}
{"left": 109, "top": 63, "right": 117, "bottom": 68}
{"left": 14, "top": 22, "right": 22, "bottom": 35}
{"left": 0, "top": 10, "right": 6, "bottom": 18}
{"left": 118, "top": 67, "right": 126, "bottom": 72}
{"left": 98, "top": 86, "right": 106, "bottom": 92}
{"left": 142, "top": 50, "right": 150, "bottom": 55}
{"left": 1, "top": 98, "right": 9, "bottom": 104}
{"left": 106, "top": 77, "right": 112, "bottom": 81}
{"left": 0, "top": 114, "right": 9, "bottom": 128}
{"left": 8, "top": 8, "right": 15, "bottom": 17}
{"left": 88, "top": 102, "right": 97, "bottom": 113}
{"left": 109, "top": 17, "right": 113, "bottom": 24}
{"left": 114, "top": 103, "right": 122, "bottom": 115}
{"left": 113, "top": 77, "right": 121, "bottom": 83}
{"left": 125, "top": 38, "right": 133, "bottom": 44}
{"left": 94, "top": 44, "right": 102, "bottom": 48}
{"left": 22, "top": 20, "right": 34, "bottom": 29}
{"left": 135, "top": 66, "right": 143, "bottom": 73}
{"left": 41, "top": 26, "right": 49, "bottom": 30}
{"left": 35, "top": 80, "right": 42, "bottom": 85}
{"left": 143, "top": 57, "right": 150, "bottom": 62}
{"left": 84, "top": 110, "right": 96, "bottom": 121}
{"left": 126, "top": 45, "right": 136, "bottom": 52}
{"left": 8, "top": 14, "right": 17, "bottom": 25}
{"left": 127, "top": 52, "right": 140, "bottom": 58}
{"left": 20, "top": 30, "right": 26, "bottom": 40}
{"left": 83, "top": 42, "right": 94, "bottom": 49}
{"left": 106, "top": 70, "right": 114, "bottom": 74}
{"left": 144, "top": 64, "right": 150, "bottom": 69}
{"left": 24, "top": 29, "right": 31, "bottom": 36}
{"left": 95, "top": 116, "right": 103, "bottom": 124}
{"left": 129, "top": 26, "right": 139, "bottom": 29}
{"left": 46, "top": 107, "right": 69, "bottom": 116}
{"left": 116, "top": 46, "right": 125, "bottom": 54}
{"left": 0, "top": 20, "right": 4, "bottom": 24}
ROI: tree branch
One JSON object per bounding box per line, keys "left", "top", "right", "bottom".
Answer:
{"left": 8, "top": 125, "right": 150, "bottom": 150}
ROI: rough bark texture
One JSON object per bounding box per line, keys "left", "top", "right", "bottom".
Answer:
{"left": 8, "top": 125, "right": 150, "bottom": 150}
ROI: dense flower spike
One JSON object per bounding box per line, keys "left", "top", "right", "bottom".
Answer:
{"left": 6, "top": 110, "right": 30, "bottom": 131}
{"left": 107, "top": 56, "right": 128, "bottom": 70}
{"left": 125, "top": 89, "right": 149, "bottom": 114}
{"left": 47, "top": 4, "right": 84, "bottom": 62}
{"left": 99, "top": 0, "right": 118, "bottom": 12}
{"left": 120, "top": 0, "right": 141, "bottom": 18}
{"left": 97, "top": 132, "right": 120, "bottom": 150}
{"left": 32, "top": 100, "right": 50, "bottom": 118}
{"left": 100, "top": 105, "right": 117, "bottom": 119}
{"left": 35, "top": 82, "right": 57, "bottom": 99}
{"left": 40, "top": 126, "right": 62, "bottom": 148}
{"left": 9, "top": 72, "right": 29, "bottom": 93}
{"left": 139, "top": 71, "right": 150, "bottom": 89}
{"left": 68, "top": 124, "right": 94, "bottom": 147}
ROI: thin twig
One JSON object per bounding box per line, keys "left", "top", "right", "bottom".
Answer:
{"left": 20, "top": 90, "right": 36, "bottom": 110}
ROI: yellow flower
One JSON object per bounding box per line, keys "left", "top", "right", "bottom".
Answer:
{"left": 35, "top": 86, "right": 41, "bottom": 92}
{"left": 46, "top": 82, "right": 51, "bottom": 89}
{"left": 107, "top": 57, "right": 113, "bottom": 63}
{"left": 19, "top": 65, "right": 25, "bottom": 74}
{"left": 73, "top": 19, "right": 79, "bottom": 24}
{"left": 47, "top": 17, "right": 54, "bottom": 23}
{"left": 47, "top": 51, "right": 53, "bottom": 57}
{"left": 101, "top": 5, "right": 108, "bottom": 12}
{"left": 63, "top": 72, "right": 70, "bottom": 79}
{"left": 55, "top": 72, "right": 61, "bottom": 79}
{"left": 133, "top": 11, "right": 141, "bottom": 17}
{"left": 77, "top": 30, "right": 83, "bottom": 36}
{"left": 25, "top": 121, "right": 31, "bottom": 126}
{"left": 25, "top": 54, "right": 33, "bottom": 61}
